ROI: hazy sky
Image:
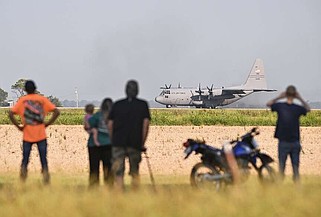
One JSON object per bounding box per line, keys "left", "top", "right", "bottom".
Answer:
{"left": 1, "top": 0, "right": 320, "bottom": 104}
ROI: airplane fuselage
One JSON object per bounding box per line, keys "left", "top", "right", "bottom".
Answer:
{"left": 155, "top": 87, "right": 253, "bottom": 108}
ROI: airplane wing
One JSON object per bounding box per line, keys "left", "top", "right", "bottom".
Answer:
{"left": 252, "top": 89, "right": 277, "bottom": 92}
{"left": 222, "top": 89, "right": 246, "bottom": 95}
{"left": 222, "top": 88, "right": 277, "bottom": 94}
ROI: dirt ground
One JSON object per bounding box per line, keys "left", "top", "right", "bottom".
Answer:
{"left": 0, "top": 125, "right": 320, "bottom": 176}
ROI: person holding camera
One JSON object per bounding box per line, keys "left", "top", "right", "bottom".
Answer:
{"left": 266, "top": 85, "right": 310, "bottom": 182}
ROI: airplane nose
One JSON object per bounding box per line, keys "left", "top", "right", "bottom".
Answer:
{"left": 155, "top": 96, "right": 164, "bottom": 103}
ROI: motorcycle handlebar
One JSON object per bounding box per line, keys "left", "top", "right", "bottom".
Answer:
{"left": 248, "top": 127, "right": 259, "bottom": 135}
{"left": 184, "top": 128, "right": 260, "bottom": 147}
{"left": 244, "top": 127, "right": 260, "bottom": 137}
{"left": 231, "top": 127, "right": 260, "bottom": 143}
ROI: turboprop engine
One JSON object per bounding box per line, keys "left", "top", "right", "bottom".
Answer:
{"left": 192, "top": 101, "right": 203, "bottom": 106}
{"left": 211, "top": 89, "right": 223, "bottom": 96}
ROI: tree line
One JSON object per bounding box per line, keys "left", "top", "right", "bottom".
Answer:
{"left": 0, "top": 79, "right": 62, "bottom": 107}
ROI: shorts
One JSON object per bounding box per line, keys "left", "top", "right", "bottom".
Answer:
{"left": 112, "top": 147, "right": 142, "bottom": 177}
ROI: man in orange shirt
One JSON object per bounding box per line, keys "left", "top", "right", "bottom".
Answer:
{"left": 9, "top": 80, "right": 60, "bottom": 184}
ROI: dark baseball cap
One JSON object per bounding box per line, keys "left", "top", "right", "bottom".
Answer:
{"left": 24, "top": 80, "right": 37, "bottom": 93}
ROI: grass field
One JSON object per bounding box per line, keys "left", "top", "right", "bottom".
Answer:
{"left": 0, "top": 174, "right": 321, "bottom": 217}
{"left": 1, "top": 108, "right": 321, "bottom": 126}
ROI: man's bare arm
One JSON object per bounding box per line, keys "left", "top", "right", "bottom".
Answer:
{"left": 266, "top": 92, "right": 286, "bottom": 107}
{"left": 45, "top": 108, "right": 60, "bottom": 127}
{"left": 8, "top": 110, "right": 23, "bottom": 131}
{"left": 142, "top": 118, "right": 150, "bottom": 151}
{"left": 107, "top": 120, "right": 113, "bottom": 142}
{"left": 296, "top": 92, "right": 311, "bottom": 112}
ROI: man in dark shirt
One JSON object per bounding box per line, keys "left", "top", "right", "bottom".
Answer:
{"left": 108, "top": 80, "right": 150, "bottom": 190}
{"left": 267, "top": 85, "right": 310, "bottom": 182}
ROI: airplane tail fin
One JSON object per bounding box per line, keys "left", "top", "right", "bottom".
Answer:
{"left": 243, "top": 58, "right": 268, "bottom": 90}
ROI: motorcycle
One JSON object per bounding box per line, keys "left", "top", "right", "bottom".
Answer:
{"left": 183, "top": 127, "right": 276, "bottom": 190}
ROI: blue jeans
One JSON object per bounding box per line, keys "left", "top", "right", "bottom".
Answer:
{"left": 21, "top": 139, "right": 49, "bottom": 182}
{"left": 278, "top": 140, "right": 301, "bottom": 182}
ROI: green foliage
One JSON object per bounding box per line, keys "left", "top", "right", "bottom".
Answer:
{"left": 11, "top": 78, "right": 26, "bottom": 97}
{"left": 0, "top": 109, "right": 11, "bottom": 124}
{"left": 0, "top": 88, "right": 8, "bottom": 106}
{"left": 11, "top": 79, "right": 42, "bottom": 97}
{"left": 300, "top": 110, "right": 321, "bottom": 126}
{"left": 54, "top": 109, "right": 85, "bottom": 125}
{"left": 149, "top": 109, "right": 321, "bottom": 126}
{"left": 47, "top": 95, "right": 63, "bottom": 107}
{"left": 1, "top": 108, "right": 321, "bottom": 126}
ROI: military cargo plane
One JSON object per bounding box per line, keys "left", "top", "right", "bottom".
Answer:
{"left": 155, "top": 59, "right": 276, "bottom": 108}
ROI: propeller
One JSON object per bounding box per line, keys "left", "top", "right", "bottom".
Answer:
{"left": 195, "top": 83, "right": 204, "bottom": 101}
{"left": 160, "top": 84, "right": 172, "bottom": 89}
{"left": 207, "top": 84, "right": 214, "bottom": 99}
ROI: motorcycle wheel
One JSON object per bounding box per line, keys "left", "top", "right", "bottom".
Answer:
{"left": 190, "top": 162, "right": 223, "bottom": 191}
{"left": 258, "top": 164, "right": 276, "bottom": 184}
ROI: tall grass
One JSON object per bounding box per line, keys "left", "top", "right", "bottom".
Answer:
{"left": 0, "top": 174, "right": 321, "bottom": 217}
{"left": 1, "top": 108, "right": 321, "bottom": 126}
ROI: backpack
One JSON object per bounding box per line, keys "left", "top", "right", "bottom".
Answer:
{"left": 24, "top": 100, "right": 44, "bottom": 125}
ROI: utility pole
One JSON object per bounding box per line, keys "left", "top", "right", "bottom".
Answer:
{"left": 75, "top": 87, "right": 79, "bottom": 108}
